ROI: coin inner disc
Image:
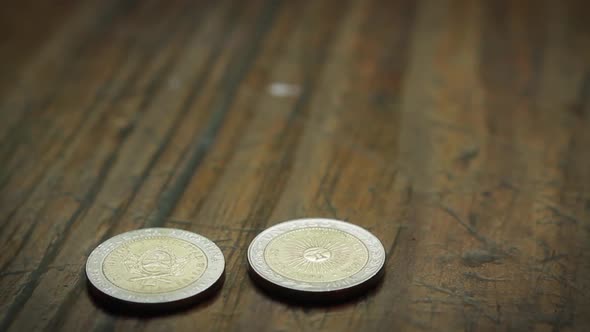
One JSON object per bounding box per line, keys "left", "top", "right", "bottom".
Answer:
{"left": 102, "top": 236, "right": 208, "bottom": 294}
{"left": 263, "top": 227, "right": 369, "bottom": 283}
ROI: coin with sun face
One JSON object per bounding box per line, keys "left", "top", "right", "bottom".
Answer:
{"left": 248, "top": 219, "right": 386, "bottom": 293}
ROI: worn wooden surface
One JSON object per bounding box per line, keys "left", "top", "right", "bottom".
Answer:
{"left": 1, "top": 0, "right": 590, "bottom": 331}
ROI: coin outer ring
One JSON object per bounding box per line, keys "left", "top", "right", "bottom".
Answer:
{"left": 86, "top": 228, "right": 225, "bottom": 304}
{"left": 247, "top": 218, "right": 386, "bottom": 292}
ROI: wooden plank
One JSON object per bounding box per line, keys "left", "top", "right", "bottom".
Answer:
{"left": 1, "top": 0, "right": 589, "bottom": 331}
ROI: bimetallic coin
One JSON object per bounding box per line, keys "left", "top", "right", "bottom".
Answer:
{"left": 86, "top": 228, "right": 224, "bottom": 304}
{"left": 248, "top": 218, "right": 386, "bottom": 293}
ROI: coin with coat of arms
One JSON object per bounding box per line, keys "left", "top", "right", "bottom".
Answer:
{"left": 247, "top": 218, "right": 386, "bottom": 293}
{"left": 86, "top": 228, "right": 224, "bottom": 303}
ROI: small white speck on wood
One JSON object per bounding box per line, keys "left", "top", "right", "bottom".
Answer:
{"left": 268, "top": 82, "right": 301, "bottom": 97}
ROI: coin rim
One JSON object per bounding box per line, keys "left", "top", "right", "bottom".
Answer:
{"left": 86, "top": 228, "right": 225, "bottom": 303}
{"left": 247, "top": 218, "right": 386, "bottom": 292}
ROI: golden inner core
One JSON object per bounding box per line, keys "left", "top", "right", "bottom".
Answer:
{"left": 102, "top": 237, "right": 207, "bottom": 294}
{"left": 264, "top": 227, "right": 369, "bottom": 283}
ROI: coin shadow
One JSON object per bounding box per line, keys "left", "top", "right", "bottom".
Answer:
{"left": 86, "top": 273, "right": 225, "bottom": 318}
{"left": 247, "top": 267, "right": 385, "bottom": 308}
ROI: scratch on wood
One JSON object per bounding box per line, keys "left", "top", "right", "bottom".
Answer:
{"left": 461, "top": 249, "right": 503, "bottom": 267}
{"left": 544, "top": 204, "right": 581, "bottom": 225}
{"left": 455, "top": 146, "right": 479, "bottom": 167}
{"left": 463, "top": 272, "right": 508, "bottom": 282}
{"left": 438, "top": 205, "right": 510, "bottom": 267}
{"left": 414, "top": 280, "right": 500, "bottom": 324}
{"left": 537, "top": 254, "right": 568, "bottom": 264}
{"left": 438, "top": 205, "right": 490, "bottom": 246}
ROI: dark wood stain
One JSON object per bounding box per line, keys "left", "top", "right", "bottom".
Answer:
{"left": 1, "top": 0, "right": 590, "bottom": 331}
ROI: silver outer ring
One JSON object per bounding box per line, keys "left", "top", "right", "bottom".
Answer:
{"left": 86, "top": 228, "right": 225, "bottom": 303}
{"left": 247, "top": 218, "right": 386, "bottom": 292}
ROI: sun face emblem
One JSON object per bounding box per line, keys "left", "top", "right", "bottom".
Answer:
{"left": 303, "top": 247, "right": 332, "bottom": 262}
{"left": 122, "top": 247, "right": 192, "bottom": 287}
{"left": 264, "top": 228, "right": 370, "bottom": 283}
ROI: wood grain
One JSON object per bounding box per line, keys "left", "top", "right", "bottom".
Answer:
{"left": 1, "top": 0, "right": 590, "bottom": 331}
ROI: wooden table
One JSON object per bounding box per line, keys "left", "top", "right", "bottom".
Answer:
{"left": 1, "top": 0, "right": 589, "bottom": 331}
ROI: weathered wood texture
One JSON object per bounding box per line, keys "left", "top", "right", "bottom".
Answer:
{"left": 1, "top": 0, "right": 590, "bottom": 331}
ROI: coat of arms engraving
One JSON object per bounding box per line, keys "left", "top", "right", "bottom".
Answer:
{"left": 121, "top": 247, "right": 195, "bottom": 288}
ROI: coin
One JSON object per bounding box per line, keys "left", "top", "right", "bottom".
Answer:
{"left": 247, "top": 218, "right": 386, "bottom": 294}
{"left": 86, "top": 228, "right": 224, "bottom": 304}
